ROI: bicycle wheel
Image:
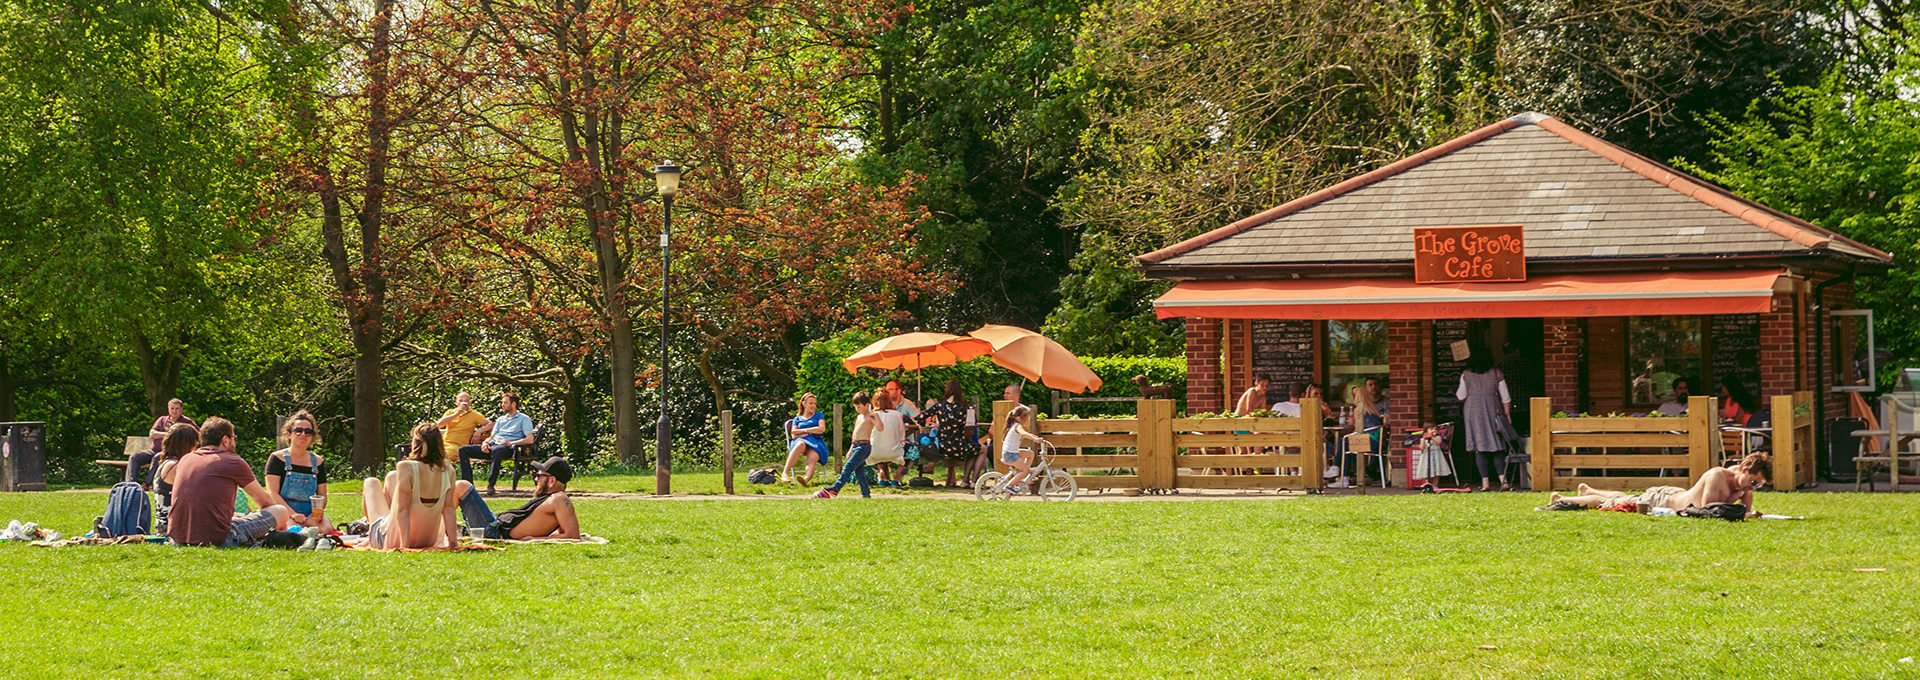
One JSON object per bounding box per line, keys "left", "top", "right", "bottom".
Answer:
{"left": 974, "top": 471, "right": 1006, "bottom": 501}
{"left": 1038, "top": 470, "right": 1078, "bottom": 502}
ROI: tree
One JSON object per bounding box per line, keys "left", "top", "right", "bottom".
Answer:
{"left": 845, "top": 0, "right": 1094, "bottom": 331}
{"left": 244, "top": 0, "right": 472, "bottom": 470}
{"left": 452, "top": 0, "right": 932, "bottom": 464}
{"left": 0, "top": 0, "right": 282, "bottom": 416}
{"left": 1683, "top": 65, "right": 1920, "bottom": 371}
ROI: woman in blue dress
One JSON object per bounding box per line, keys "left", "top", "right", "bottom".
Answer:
{"left": 781, "top": 393, "right": 830, "bottom": 485}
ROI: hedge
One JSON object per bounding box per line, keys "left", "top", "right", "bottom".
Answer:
{"left": 793, "top": 327, "right": 1185, "bottom": 418}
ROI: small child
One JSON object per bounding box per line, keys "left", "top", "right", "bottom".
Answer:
{"left": 814, "top": 392, "right": 881, "bottom": 499}
{"left": 999, "top": 405, "right": 1044, "bottom": 494}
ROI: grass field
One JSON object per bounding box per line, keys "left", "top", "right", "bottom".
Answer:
{"left": 0, "top": 490, "right": 1916, "bottom": 679}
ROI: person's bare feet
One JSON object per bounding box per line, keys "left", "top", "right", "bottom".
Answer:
{"left": 1550, "top": 492, "right": 1563, "bottom": 503}
{"left": 1576, "top": 483, "right": 1595, "bottom": 495}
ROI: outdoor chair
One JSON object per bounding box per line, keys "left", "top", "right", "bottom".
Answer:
{"left": 1345, "top": 427, "right": 1390, "bottom": 493}
{"left": 505, "top": 425, "right": 544, "bottom": 491}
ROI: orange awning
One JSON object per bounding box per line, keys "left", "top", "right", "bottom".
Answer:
{"left": 1153, "top": 270, "right": 1782, "bottom": 320}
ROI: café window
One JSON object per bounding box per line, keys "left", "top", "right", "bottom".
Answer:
{"left": 1831, "top": 309, "right": 1879, "bottom": 392}
{"left": 1629, "top": 316, "right": 1702, "bottom": 405}
{"left": 1327, "top": 320, "right": 1389, "bottom": 405}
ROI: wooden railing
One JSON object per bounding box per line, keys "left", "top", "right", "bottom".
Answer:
{"left": 1528, "top": 393, "right": 1815, "bottom": 492}
{"left": 991, "top": 399, "right": 1324, "bottom": 491}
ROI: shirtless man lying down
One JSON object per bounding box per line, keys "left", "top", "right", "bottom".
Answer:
{"left": 1549, "top": 452, "right": 1771, "bottom": 517}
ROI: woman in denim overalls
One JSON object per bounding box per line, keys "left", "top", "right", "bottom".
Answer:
{"left": 265, "top": 411, "right": 330, "bottom": 529}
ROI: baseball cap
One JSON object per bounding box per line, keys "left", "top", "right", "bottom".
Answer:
{"left": 532, "top": 456, "right": 572, "bottom": 485}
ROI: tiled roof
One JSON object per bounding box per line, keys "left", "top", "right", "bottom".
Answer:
{"left": 1136, "top": 113, "right": 1890, "bottom": 268}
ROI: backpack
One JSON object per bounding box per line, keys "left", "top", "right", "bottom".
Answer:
{"left": 101, "top": 482, "right": 152, "bottom": 537}
{"left": 747, "top": 469, "right": 777, "bottom": 485}
{"left": 1678, "top": 502, "right": 1748, "bottom": 521}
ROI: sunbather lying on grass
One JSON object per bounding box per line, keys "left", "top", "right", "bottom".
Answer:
{"left": 1549, "top": 453, "right": 1770, "bottom": 517}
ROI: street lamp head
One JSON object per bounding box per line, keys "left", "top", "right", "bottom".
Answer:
{"left": 653, "top": 161, "right": 682, "bottom": 197}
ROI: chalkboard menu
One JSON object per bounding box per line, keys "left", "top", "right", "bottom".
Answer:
{"left": 1711, "top": 314, "right": 1762, "bottom": 397}
{"left": 1250, "top": 320, "right": 1316, "bottom": 404}
{"left": 1433, "top": 319, "right": 1470, "bottom": 425}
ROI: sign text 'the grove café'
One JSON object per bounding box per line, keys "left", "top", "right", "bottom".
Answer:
{"left": 1413, "top": 225, "right": 1526, "bottom": 284}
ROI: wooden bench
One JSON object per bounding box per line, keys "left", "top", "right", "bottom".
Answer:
{"left": 94, "top": 436, "right": 152, "bottom": 481}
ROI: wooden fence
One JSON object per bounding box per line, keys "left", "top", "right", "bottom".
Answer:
{"left": 990, "top": 399, "right": 1325, "bottom": 492}
{"left": 1527, "top": 392, "right": 1815, "bottom": 492}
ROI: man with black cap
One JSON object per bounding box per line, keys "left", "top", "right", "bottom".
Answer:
{"left": 453, "top": 456, "right": 581, "bottom": 540}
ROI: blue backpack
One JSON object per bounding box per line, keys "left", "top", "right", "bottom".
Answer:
{"left": 101, "top": 482, "right": 152, "bottom": 537}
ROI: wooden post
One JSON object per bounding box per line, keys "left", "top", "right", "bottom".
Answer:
{"left": 1138, "top": 399, "right": 1174, "bottom": 490}
{"left": 1687, "top": 395, "right": 1714, "bottom": 484}
{"left": 1531, "top": 397, "right": 1551, "bottom": 491}
{"left": 1302, "top": 397, "right": 1325, "bottom": 488}
{"left": 1770, "top": 394, "right": 1795, "bottom": 491}
{"left": 831, "top": 404, "right": 844, "bottom": 472}
{"left": 992, "top": 400, "right": 1013, "bottom": 474}
{"left": 721, "top": 410, "right": 735, "bottom": 494}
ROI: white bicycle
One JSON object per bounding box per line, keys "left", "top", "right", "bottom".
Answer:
{"left": 974, "top": 439, "right": 1078, "bottom": 501}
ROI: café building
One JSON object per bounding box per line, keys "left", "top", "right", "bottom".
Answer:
{"left": 1139, "top": 113, "right": 1891, "bottom": 483}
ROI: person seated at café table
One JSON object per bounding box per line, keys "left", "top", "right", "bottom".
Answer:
{"left": 129, "top": 398, "right": 198, "bottom": 487}
{"left": 1548, "top": 453, "right": 1770, "bottom": 517}
{"left": 456, "top": 456, "right": 582, "bottom": 540}
{"left": 167, "top": 417, "right": 294, "bottom": 548}
{"left": 1655, "top": 377, "right": 1695, "bottom": 417}
{"left": 1272, "top": 382, "right": 1335, "bottom": 421}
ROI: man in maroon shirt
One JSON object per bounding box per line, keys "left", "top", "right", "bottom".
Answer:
{"left": 166, "top": 417, "right": 294, "bottom": 547}
{"left": 127, "top": 399, "right": 198, "bottom": 485}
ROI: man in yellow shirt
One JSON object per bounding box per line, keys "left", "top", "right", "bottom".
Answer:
{"left": 436, "top": 392, "right": 493, "bottom": 459}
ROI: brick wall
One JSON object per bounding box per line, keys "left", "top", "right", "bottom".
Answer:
{"left": 1542, "top": 317, "right": 1583, "bottom": 415}
{"left": 1759, "top": 292, "right": 1798, "bottom": 401}
{"left": 1387, "top": 320, "right": 1422, "bottom": 436}
{"left": 1185, "top": 317, "right": 1223, "bottom": 414}
{"left": 1822, "top": 279, "right": 1859, "bottom": 419}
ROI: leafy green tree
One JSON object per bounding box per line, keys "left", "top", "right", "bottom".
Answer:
{"left": 0, "top": 0, "right": 283, "bottom": 417}
{"left": 1682, "top": 64, "right": 1920, "bottom": 370}
{"left": 847, "top": 0, "right": 1093, "bottom": 330}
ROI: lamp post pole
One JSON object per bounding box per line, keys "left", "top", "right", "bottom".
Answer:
{"left": 653, "top": 161, "right": 681, "bottom": 496}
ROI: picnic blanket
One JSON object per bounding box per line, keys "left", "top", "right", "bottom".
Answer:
{"left": 476, "top": 533, "right": 609, "bottom": 546}
{"left": 31, "top": 535, "right": 151, "bottom": 547}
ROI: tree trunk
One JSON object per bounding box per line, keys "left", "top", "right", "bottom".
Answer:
{"left": 561, "top": 368, "right": 585, "bottom": 462}
{"left": 131, "top": 333, "right": 185, "bottom": 417}
{"left": 0, "top": 353, "right": 15, "bottom": 423}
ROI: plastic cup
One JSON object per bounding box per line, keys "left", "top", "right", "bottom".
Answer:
{"left": 310, "top": 494, "right": 327, "bottom": 513}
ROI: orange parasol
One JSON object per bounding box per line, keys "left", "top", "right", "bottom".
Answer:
{"left": 841, "top": 332, "right": 993, "bottom": 374}
{"left": 966, "top": 325, "right": 1103, "bottom": 394}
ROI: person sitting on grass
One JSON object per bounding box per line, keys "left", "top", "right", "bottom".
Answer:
{"left": 1548, "top": 452, "right": 1771, "bottom": 517}
{"left": 264, "top": 410, "right": 329, "bottom": 529}
{"left": 151, "top": 422, "right": 200, "bottom": 535}
{"left": 999, "top": 405, "right": 1045, "bottom": 495}
{"left": 166, "top": 417, "right": 294, "bottom": 547}
{"left": 455, "top": 456, "right": 581, "bottom": 540}
{"left": 360, "top": 423, "right": 460, "bottom": 550}
{"left": 780, "top": 393, "right": 829, "bottom": 485}
{"left": 813, "top": 391, "right": 879, "bottom": 499}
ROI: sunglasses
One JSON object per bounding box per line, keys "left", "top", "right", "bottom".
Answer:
{"left": 291, "top": 428, "right": 316, "bottom": 436}
{"left": 1748, "top": 478, "right": 1765, "bottom": 489}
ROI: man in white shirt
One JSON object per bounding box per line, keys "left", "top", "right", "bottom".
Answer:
{"left": 1655, "top": 377, "right": 1693, "bottom": 417}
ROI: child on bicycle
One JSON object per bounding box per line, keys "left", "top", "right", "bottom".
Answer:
{"left": 1000, "top": 405, "right": 1044, "bottom": 495}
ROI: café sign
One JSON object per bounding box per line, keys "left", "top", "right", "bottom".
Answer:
{"left": 1413, "top": 225, "right": 1525, "bottom": 284}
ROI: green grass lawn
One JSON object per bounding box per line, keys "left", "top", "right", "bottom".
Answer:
{"left": 0, "top": 491, "right": 1915, "bottom": 679}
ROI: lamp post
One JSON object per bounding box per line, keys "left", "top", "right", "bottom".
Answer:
{"left": 653, "top": 160, "right": 681, "bottom": 496}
